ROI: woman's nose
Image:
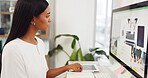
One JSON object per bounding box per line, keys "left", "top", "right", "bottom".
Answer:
{"left": 48, "top": 17, "right": 52, "bottom": 23}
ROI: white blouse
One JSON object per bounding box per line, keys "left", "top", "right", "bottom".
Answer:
{"left": 1, "top": 37, "right": 48, "bottom": 78}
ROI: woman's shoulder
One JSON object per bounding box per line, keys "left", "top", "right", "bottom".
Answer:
{"left": 5, "top": 38, "right": 19, "bottom": 46}
{"left": 4, "top": 38, "right": 21, "bottom": 48}
{"left": 3, "top": 38, "right": 22, "bottom": 55}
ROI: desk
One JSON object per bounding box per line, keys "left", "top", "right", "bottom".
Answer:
{"left": 66, "top": 61, "right": 136, "bottom": 78}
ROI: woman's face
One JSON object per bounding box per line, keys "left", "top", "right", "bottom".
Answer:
{"left": 34, "top": 5, "right": 51, "bottom": 31}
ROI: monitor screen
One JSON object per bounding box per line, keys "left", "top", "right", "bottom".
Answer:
{"left": 110, "top": 1, "right": 148, "bottom": 78}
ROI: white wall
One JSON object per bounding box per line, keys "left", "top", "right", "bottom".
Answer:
{"left": 55, "top": 0, "right": 96, "bottom": 77}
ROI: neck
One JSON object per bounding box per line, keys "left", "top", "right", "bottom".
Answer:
{"left": 20, "top": 25, "right": 38, "bottom": 45}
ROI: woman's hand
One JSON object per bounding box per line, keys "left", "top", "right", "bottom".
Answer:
{"left": 46, "top": 63, "right": 83, "bottom": 78}
{"left": 67, "top": 63, "right": 83, "bottom": 72}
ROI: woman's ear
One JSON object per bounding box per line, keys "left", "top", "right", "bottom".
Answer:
{"left": 31, "top": 16, "right": 35, "bottom": 25}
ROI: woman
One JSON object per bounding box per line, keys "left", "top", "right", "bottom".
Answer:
{"left": 1, "top": 0, "right": 82, "bottom": 78}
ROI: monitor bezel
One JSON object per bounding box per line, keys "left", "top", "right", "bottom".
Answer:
{"left": 110, "top": 1, "right": 148, "bottom": 78}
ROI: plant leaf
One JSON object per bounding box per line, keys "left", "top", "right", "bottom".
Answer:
{"left": 65, "top": 60, "right": 69, "bottom": 66}
{"left": 95, "top": 50, "right": 109, "bottom": 59}
{"left": 48, "top": 44, "right": 63, "bottom": 57}
{"left": 84, "top": 53, "right": 94, "bottom": 61}
{"left": 70, "top": 51, "right": 78, "bottom": 61}
{"left": 95, "top": 50, "right": 106, "bottom": 55}
{"left": 71, "top": 39, "right": 76, "bottom": 49}
{"left": 82, "top": 57, "right": 85, "bottom": 61}
{"left": 73, "top": 35, "right": 79, "bottom": 41}
{"left": 70, "top": 45, "right": 78, "bottom": 61}
{"left": 77, "top": 48, "right": 83, "bottom": 61}
{"left": 55, "top": 34, "right": 73, "bottom": 41}
{"left": 89, "top": 48, "right": 99, "bottom": 52}
{"left": 54, "top": 35, "right": 62, "bottom": 40}
{"left": 48, "top": 48, "right": 57, "bottom": 57}
{"left": 106, "top": 55, "right": 109, "bottom": 59}
{"left": 57, "top": 44, "right": 63, "bottom": 50}
{"left": 55, "top": 34, "right": 80, "bottom": 41}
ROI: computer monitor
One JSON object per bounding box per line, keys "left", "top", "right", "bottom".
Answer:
{"left": 110, "top": 1, "right": 148, "bottom": 78}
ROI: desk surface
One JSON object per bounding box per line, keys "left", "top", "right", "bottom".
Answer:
{"left": 66, "top": 61, "right": 136, "bottom": 78}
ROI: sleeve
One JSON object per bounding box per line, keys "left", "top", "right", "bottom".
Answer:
{"left": 1, "top": 44, "right": 27, "bottom": 78}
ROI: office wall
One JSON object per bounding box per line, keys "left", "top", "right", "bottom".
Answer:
{"left": 55, "top": 0, "right": 96, "bottom": 77}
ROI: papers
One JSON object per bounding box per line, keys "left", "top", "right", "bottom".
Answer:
{"left": 118, "top": 71, "right": 133, "bottom": 78}
{"left": 109, "top": 62, "right": 125, "bottom": 74}
{"left": 114, "top": 65, "right": 125, "bottom": 74}
{"left": 109, "top": 62, "right": 133, "bottom": 78}
{"left": 66, "top": 72, "right": 94, "bottom": 78}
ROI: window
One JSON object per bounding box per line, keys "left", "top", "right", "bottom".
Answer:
{"left": 95, "top": 0, "right": 112, "bottom": 55}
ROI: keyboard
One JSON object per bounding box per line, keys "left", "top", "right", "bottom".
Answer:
{"left": 94, "top": 73, "right": 111, "bottom": 78}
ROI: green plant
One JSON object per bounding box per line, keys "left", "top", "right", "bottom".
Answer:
{"left": 48, "top": 34, "right": 85, "bottom": 65}
{"left": 48, "top": 34, "right": 108, "bottom": 65}
{"left": 84, "top": 48, "right": 109, "bottom": 61}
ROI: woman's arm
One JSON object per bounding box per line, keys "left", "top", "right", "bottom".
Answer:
{"left": 46, "top": 63, "right": 83, "bottom": 78}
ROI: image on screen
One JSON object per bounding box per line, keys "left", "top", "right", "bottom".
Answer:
{"left": 110, "top": 6, "right": 148, "bottom": 77}
{"left": 137, "top": 26, "right": 144, "bottom": 48}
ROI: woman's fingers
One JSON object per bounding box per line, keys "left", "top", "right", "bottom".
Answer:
{"left": 72, "top": 63, "right": 83, "bottom": 72}
{"left": 76, "top": 63, "right": 83, "bottom": 71}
